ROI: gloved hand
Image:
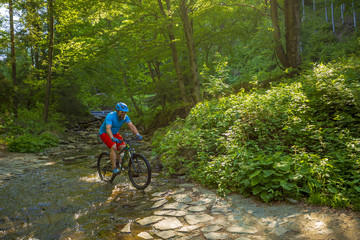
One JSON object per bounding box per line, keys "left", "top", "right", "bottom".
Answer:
{"left": 111, "top": 137, "right": 120, "bottom": 143}
{"left": 136, "top": 134, "right": 143, "bottom": 141}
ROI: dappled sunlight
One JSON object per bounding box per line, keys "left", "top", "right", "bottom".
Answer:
{"left": 79, "top": 173, "right": 102, "bottom": 183}
{"left": 43, "top": 161, "right": 56, "bottom": 166}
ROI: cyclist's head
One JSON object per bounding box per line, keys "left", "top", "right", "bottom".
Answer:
{"left": 115, "top": 102, "right": 129, "bottom": 112}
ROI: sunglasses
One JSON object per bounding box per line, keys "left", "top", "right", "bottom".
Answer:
{"left": 118, "top": 111, "right": 127, "bottom": 114}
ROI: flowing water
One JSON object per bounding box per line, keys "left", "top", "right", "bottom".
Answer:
{"left": 0, "top": 146, "right": 173, "bottom": 239}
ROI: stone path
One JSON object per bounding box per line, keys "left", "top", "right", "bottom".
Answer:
{"left": 130, "top": 182, "right": 360, "bottom": 240}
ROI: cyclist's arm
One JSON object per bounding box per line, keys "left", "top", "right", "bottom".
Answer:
{"left": 106, "top": 124, "right": 114, "bottom": 138}
{"left": 127, "top": 122, "right": 139, "bottom": 136}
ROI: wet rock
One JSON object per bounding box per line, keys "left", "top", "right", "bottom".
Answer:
{"left": 185, "top": 214, "right": 214, "bottom": 225}
{"left": 204, "top": 232, "right": 228, "bottom": 240}
{"left": 202, "top": 225, "right": 223, "bottom": 232}
{"left": 136, "top": 216, "right": 164, "bottom": 226}
{"left": 188, "top": 205, "right": 207, "bottom": 212}
{"left": 155, "top": 230, "right": 176, "bottom": 239}
{"left": 138, "top": 232, "right": 153, "bottom": 239}
{"left": 226, "top": 225, "right": 258, "bottom": 234}
{"left": 178, "top": 225, "right": 201, "bottom": 232}
{"left": 211, "top": 205, "right": 232, "bottom": 214}
{"left": 154, "top": 210, "right": 188, "bottom": 217}
{"left": 172, "top": 194, "right": 192, "bottom": 203}
{"left": 153, "top": 217, "right": 183, "bottom": 230}
{"left": 271, "top": 226, "right": 289, "bottom": 236}
{"left": 120, "top": 223, "right": 131, "bottom": 233}
{"left": 151, "top": 199, "right": 168, "bottom": 209}
{"left": 163, "top": 202, "right": 187, "bottom": 210}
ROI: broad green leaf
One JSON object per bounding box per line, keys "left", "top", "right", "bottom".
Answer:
{"left": 249, "top": 169, "right": 261, "bottom": 179}
{"left": 263, "top": 170, "right": 275, "bottom": 178}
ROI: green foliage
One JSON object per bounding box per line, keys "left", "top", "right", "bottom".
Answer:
{"left": 7, "top": 132, "right": 59, "bottom": 153}
{"left": 201, "top": 53, "right": 231, "bottom": 99}
{"left": 153, "top": 58, "right": 360, "bottom": 209}
{"left": 0, "top": 103, "right": 64, "bottom": 153}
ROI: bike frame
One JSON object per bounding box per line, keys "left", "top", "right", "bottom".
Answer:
{"left": 116, "top": 139, "right": 139, "bottom": 172}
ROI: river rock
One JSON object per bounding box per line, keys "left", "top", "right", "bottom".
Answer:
{"left": 151, "top": 199, "right": 168, "bottom": 209}
{"left": 226, "top": 225, "right": 258, "bottom": 234}
{"left": 204, "top": 232, "right": 228, "bottom": 240}
{"left": 172, "top": 193, "right": 192, "bottom": 203}
{"left": 178, "top": 225, "right": 200, "bottom": 232}
{"left": 163, "top": 202, "right": 187, "bottom": 210}
{"left": 120, "top": 223, "right": 131, "bottom": 233}
{"left": 188, "top": 205, "right": 207, "bottom": 212}
{"left": 137, "top": 216, "right": 164, "bottom": 226}
{"left": 154, "top": 210, "right": 188, "bottom": 217}
{"left": 155, "top": 230, "right": 176, "bottom": 239}
{"left": 202, "top": 225, "right": 223, "bottom": 232}
{"left": 153, "top": 217, "right": 183, "bottom": 230}
{"left": 138, "top": 232, "right": 153, "bottom": 239}
{"left": 185, "top": 214, "right": 214, "bottom": 225}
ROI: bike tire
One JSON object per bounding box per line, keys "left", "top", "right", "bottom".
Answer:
{"left": 128, "top": 153, "right": 151, "bottom": 190}
{"left": 97, "top": 152, "right": 115, "bottom": 183}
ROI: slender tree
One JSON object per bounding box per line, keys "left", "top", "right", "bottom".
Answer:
{"left": 44, "top": 0, "right": 54, "bottom": 122}
{"left": 9, "top": 0, "right": 18, "bottom": 115}
{"left": 270, "top": 0, "right": 302, "bottom": 68}
{"left": 158, "top": 0, "right": 188, "bottom": 103}
{"left": 179, "top": 0, "right": 202, "bottom": 103}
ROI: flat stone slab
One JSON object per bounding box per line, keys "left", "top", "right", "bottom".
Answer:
{"left": 190, "top": 198, "right": 215, "bottom": 205}
{"left": 153, "top": 217, "right": 183, "bottom": 230}
{"left": 137, "top": 232, "right": 153, "bottom": 239}
{"left": 188, "top": 205, "right": 207, "bottom": 212}
{"left": 202, "top": 225, "right": 223, "bottom": 232}
{"left": 136, "top": 216, "right": 164, "bottom": 226}
{"left": 151, "top": 199, "right": 168, "bottom": 209}
{"left": 173, "top": 193, "right": 193, "bottom": 203}
{"left": 226, "top": 225, "right": 258, "bottom": 234}
{"left": 152, "top": 191, "right": 168, "bottom": 197}
{"left": 120, "top": 223, "right": 131, "bottom": 233}
{"left": 155, "top": 230, "right": 176, "bottom": 239}
{"left": 177, "top": 225, "right": 201, "bottom": 232}
{"left": 185, "top": 214, "right": 214, "bottom": 225}
{"left": 211, "top": 205, "right": 232, "bottom": 214}
{"left": 154, "top": 210, "right": 188, "bottom": 217}
{"left": 204, "top": 232, "right": 229, "bottom": 240}
{"left": 163, "top": 202, "right": 187, "bottom": 210}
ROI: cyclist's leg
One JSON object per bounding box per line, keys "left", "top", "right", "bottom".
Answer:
{"left": 100, "top": 133, "right": 119, "bottom": 170}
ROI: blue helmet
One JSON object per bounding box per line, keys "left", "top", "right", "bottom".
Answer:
{"left": 115, "top": 102, "right": 129, "bottom": 112}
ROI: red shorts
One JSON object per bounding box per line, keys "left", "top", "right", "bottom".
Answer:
{"left": 100, "top": 133, "right": 125, "bottom": 150}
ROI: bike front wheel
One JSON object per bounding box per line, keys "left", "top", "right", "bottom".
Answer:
{"left": 97, "top": 152, "right": 115, "bottom": 183}
{"left": 128, "top": 153, "right": 151, "bottom": 190}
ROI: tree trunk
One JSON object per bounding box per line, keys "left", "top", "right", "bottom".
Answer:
{"left": 284, "top": 0, "right": 302, "bottom": 68}
{"left": 158, "top": 0, "right": 188, "bottom": 103}
{"left": 270, "top": 0, "right": 288, "bottom": 68}
{"left": 331, "top": 0, "right": 335, "bottom": 34}
{"left": 325, "top": 0, "right": 329, "bottom": 22}
{"left": 179, "top": 0, "right": 202, "bottom": 103}
{"left": 44, "top": 0, "right": 54, "bottom": 122}
{"left": 353, "top": 1, "right": 357, "bottom": 28}
{"left": 9, "top": 0, "right": 18, "bottom": 115}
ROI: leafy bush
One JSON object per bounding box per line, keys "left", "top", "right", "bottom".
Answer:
{"left": 8, "top": 132, "right": 59, "bottom": 153}
{"left": 0, "top": 103, "right": 64, "bottom": 153}
{"left": 153, "top": 58, "right": 360, "bottom": 209}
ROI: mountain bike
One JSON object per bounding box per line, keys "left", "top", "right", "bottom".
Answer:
{"left": 97, "top": 138, "right": 151, "bottom": 190}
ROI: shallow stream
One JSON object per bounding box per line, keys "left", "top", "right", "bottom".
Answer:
{"left": 0, "top": 145, "right": 173, "bottom": 239}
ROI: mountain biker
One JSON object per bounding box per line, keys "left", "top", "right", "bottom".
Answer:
{"left": 99, "top": 102, "right": 143, "bottom": 175}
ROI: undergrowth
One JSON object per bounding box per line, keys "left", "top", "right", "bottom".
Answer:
{"left": 152, "top": 57, "right": 360, "bottom": 210}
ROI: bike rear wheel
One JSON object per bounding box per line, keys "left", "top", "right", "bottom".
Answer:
{"left": 97, "top": 152, "right": 115, "bottom": 183}
{"left": 128, "top": 153, "right": 151, "bottom": 190}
